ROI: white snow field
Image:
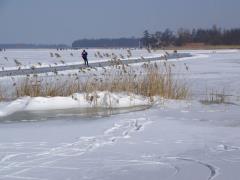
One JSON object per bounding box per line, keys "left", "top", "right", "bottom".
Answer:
{"left": 0, "top": 49, "right": 240, "bottom": 180}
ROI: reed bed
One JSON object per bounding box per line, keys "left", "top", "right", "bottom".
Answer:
{"left": 0, "top": 64, "right": 189, "bottom": 101}
{"left": 0, "top": 50, "right": 189, "bottom": 101}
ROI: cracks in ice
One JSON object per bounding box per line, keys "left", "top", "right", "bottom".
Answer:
{"left": 0, "top": 116, "right": 152, "bottom": 179}
{"left": 152, "top": 155, "right": 219, "bottom": 180}
{"left": 36, "top": 117, "right": 151, "bottom": 158}
{"left": 175, "top": 157, "right": 218, "bottom": 180}
{"left": 137, "top": 153, "right": 220, "bottom": 180}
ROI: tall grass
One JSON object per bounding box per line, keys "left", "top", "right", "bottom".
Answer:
{"left": 0, "top": 58, "right": 189, "bottom": 101}
{"left": 200, "top": 89, "right": 227, "bottom": 104}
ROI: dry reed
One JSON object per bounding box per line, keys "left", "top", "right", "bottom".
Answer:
{"left": 0, "top": 60, "right": 189, "bottom": 101}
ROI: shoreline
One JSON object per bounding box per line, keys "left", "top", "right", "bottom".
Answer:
{"left": 162, "top": 45, "right": 240, "bottom": 50}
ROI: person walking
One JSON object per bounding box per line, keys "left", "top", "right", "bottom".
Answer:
{"left": 81, "top": 50, "right": 88, "bottom": 66}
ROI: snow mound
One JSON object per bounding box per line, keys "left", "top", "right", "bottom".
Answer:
{"left": 0, "top": 92, "right": 150, "bottom": 117}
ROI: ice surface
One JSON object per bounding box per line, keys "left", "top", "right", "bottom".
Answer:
{"left": 0, "top": 49, "right": 240, "bottom": 180}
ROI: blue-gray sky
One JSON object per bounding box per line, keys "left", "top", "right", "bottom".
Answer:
{"left": 0, "top": 0, "right": 239, "bottom": 45}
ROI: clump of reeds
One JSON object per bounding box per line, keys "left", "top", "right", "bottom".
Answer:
{"left": 55, "top": 53, "right": 61, "bottom": 58}
{"left": 200, "top": 89, "right": 227, "bottom": 105}
{"left": 0, "top": 48, "right": 189, "bottom": 101}
{"left": 13, "top": 76, "right": 81, "bottom": 98}
{"left": 0, "top": 58, "right": 189, "bottom": 101}
{"left": 0, "top": 86, "right": 5, "bottom": 101}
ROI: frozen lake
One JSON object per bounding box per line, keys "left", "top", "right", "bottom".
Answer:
{"left": 0, "top": 49, "right": 240, "bottom": 180}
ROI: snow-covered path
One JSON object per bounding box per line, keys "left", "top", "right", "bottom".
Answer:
{"left": 0, "top": 53, "right": 190, "bottom": 77}
{"left": 0, "top": 49, "right": 240, "bottom": 180}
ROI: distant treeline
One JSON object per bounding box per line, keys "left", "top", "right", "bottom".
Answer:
{"left": 72, "top": 38, "right": 140, "bottom": 48}
{"left": 2, "top": 26, "right": 240, "bottom": 49}
{"left": 72, "top": 26, "right": 240, "bottom": 48}
{"left": 142, "top": 26, "right": 240, "bottom": 48}
{"left": 0, "top": 44, "right": 69, "bottom": 49}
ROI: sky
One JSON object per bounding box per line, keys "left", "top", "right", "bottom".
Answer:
{"left": 0, "top": 0, "right": 239, "bottom": 45}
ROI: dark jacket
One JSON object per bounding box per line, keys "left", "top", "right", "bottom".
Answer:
{"left": 82, "top": 51, "right": 88, "bottom": 60}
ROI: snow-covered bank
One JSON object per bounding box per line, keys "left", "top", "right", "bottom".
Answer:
{"left": 0, "top": 48, "right": 159, "bottom": 69}
{"left": 1, "top": 48, "right": 238, "bottom": 77}
{"left": 0, "top": 92, "right": 151, "bottom": 117}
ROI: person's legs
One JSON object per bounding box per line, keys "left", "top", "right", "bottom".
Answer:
{"left": 84, "top": 58, "right": 88, "bottom": 66}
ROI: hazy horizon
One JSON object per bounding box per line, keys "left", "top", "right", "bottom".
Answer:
{"left": 0, "top": 0, "right": 239, "bottom": 45}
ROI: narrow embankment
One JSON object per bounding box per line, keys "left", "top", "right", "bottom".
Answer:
{"left": 0, "top": 53, "right": 191, "bottom": 77}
